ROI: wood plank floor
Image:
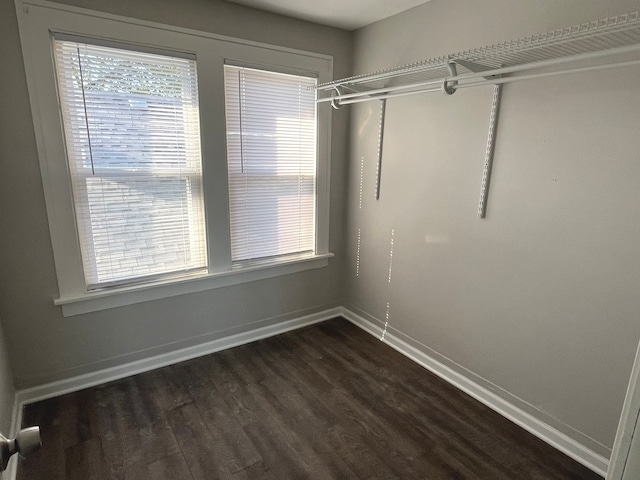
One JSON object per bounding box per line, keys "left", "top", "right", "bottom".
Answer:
{"left": 17, "top": 317, "right": 603, "bottom": 479}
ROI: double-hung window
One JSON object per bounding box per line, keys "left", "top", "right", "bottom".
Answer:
{"left": 17, "top": 2, "right": 332, "bottom": 315}
{"left": 54, "top": 40, "right": 207, "bottom": 287}
{"left": 224, "top": 65, "right": 317, "bottom": 264}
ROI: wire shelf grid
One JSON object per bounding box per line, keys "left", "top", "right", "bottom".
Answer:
{"left": 318, "top": 11, "right": 640, "bottom": 93}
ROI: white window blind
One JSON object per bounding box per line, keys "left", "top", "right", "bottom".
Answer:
{"left": 53, "top": 39, "right": 207, "bottom": 287}
{"left": 224, "top": 65, "right": 317, "bottom": 263}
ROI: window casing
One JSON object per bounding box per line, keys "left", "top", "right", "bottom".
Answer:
{"left": 16, "top": 0, "right": 333, "bottom": 315}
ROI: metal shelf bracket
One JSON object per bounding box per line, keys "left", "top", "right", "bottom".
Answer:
{"left": 453, "top": 59, "right": 500, "bottom": 80}
{"left": 442, "top": 61, "right": 458, "bottom": 95}
{"left": 330, "top": 86, "right": 343, "bottom": 110}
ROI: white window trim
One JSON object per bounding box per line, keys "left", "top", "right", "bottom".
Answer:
{"left": 16, "top": 0, "right": 333, "bottom": 316}
{"left": 55, "top": 254, "right": 333, "bottom": 316}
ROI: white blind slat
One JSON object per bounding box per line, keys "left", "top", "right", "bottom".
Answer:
{"left": 54, "top": 40, "right": 207, "bottom": 287}
{"left": 224, "top": 65, "right": 317, "bottom": 262}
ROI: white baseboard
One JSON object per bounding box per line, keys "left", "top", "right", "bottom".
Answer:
{"left": 15, "top": 307, "right": 342, "bottom": 407}
{"left": 337, "top": 306, "right": 610, "bottom": 478}
{"left": 4, "top": 307, "right": 342, "bottom": 479}
{"left": 7, "top": 305, "right": 610, "bottom": 479}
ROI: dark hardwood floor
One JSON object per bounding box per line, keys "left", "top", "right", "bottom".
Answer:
{"left": 17, "top": 317, "right": 602, "bottom": 479}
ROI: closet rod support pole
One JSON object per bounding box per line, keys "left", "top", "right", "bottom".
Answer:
{"left": 478, "top": 84, "right": 502, "bottom": 219}
{"left": 375, "top": 99, "right": 387, "bottom": 200}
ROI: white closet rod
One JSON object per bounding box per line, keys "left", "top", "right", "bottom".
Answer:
{"left": 332, "top": 86, "right": 440, "bottom": 106}
{"left": 319, "top": 79, "right": 441, "bottom": 104}
{"left": 319, "top": 42, "right": 640, "bottom": 106}
{"left": 334, "top": 57, "right": 640, "bottom": 106}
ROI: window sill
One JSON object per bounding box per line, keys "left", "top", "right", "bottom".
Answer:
{"left": 54, "top": 253, "right": 334, "bottom": 316}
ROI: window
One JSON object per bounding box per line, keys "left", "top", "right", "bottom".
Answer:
{"left": 54, "top": 39, "right": 207, "bottom": 287}
{"left": 224, "top": 65, "right": 317, "bottom": 263}
{"left": 17, "top": 2, "right": 332, "bottom": 315}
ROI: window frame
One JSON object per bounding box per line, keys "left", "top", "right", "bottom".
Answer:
{"left": 16, "top": 0, "right": 333, "bottom": 316}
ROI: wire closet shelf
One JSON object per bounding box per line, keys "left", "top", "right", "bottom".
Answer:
{"left": 318, "top": 11, "right": 640, "bottom": 107}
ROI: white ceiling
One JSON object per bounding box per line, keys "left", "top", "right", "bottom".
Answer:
{"left": 224, "top": 0, "right": 432, "bottom": 31}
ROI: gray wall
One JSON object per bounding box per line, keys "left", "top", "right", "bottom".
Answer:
{"left": 345, "top": 0, "right": 640, "bottom": 453}
{"left": 3, "top": 0, "right": 640, "bottom": 463}
{"left": 0, "top": 0, "right": 352, "bottom": 388}
{"left": 0, "top": 320, "right": 15, "bottom": 436}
